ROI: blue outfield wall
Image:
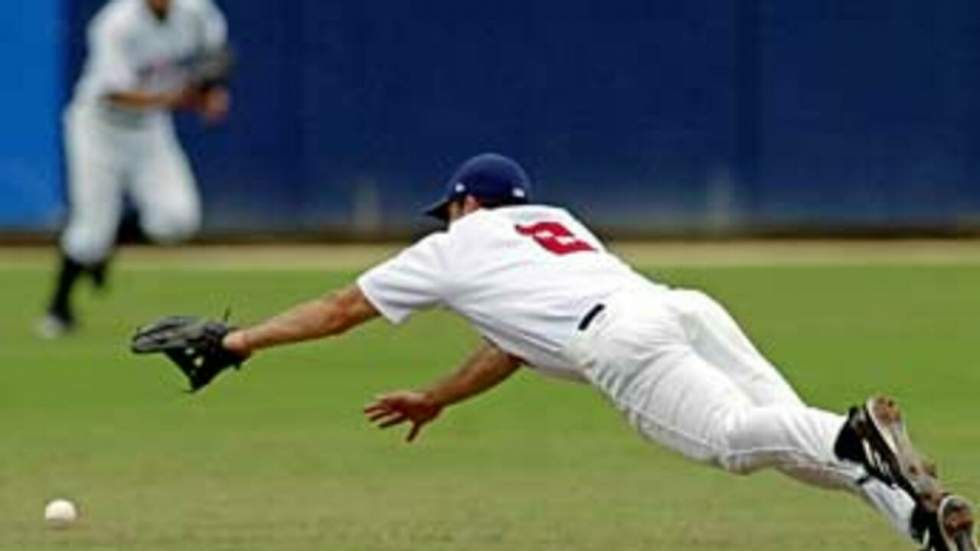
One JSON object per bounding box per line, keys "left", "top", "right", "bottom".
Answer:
{"left": 0, "top": 0, "right": 63, "bottom": 229}
{"left": 28, "top": 0, "right": 980, "bottom": 233}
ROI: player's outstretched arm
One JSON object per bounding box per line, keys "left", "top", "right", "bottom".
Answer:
{"left": 222, "top": 283, "right": 380, "bottom": 357}
{"left": 363, "top": 341, "right": 523, "bottom": 442}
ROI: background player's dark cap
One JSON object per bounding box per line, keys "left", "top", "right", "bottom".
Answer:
{"left": 423, "top": 153, "right": 532, "bottom": 221}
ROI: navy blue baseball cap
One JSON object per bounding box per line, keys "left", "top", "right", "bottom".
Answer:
{"left": 424, "top": 153, "right": 532, "bottom": 221}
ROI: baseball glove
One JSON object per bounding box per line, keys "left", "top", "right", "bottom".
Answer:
{"left": 131, "top": 315, "right": 246, "bottom": 392}
{"left": 188, "top": 46, "right": 234, "bottom": 92}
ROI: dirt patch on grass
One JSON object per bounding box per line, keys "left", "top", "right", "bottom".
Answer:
{"left": 3, "top": 240, "right": 980, "bottom": 271}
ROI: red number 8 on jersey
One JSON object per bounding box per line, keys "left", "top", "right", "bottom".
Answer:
{"left": 515, "top": 221, "right": 596, "bottom": 255}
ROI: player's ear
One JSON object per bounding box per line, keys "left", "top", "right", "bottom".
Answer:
{"left": 445, "top": 200, "right": 462, "bottom": 223}
{"left": 462, "top": 195, "right": 482, "bottom": 213}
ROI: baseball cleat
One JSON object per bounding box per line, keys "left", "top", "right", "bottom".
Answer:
{"left": 35, "top": 312, "right": 76, "bottom": 339}
{"left": 89, "top": 262, "right": 108, "bottom": 290}
{"left": 836, "top": 396, "right": 945, "bottom": 509}
{"left": 915, "top": 495, "right": 978, "bottom": 551}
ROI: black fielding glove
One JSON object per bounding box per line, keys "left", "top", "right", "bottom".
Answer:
{"left": 131, "top": 315, "right": 246, "bottom": 392}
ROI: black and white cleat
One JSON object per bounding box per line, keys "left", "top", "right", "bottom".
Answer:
{"left": 835, "top": 397, "right": 976, "bottom": 550}
{"left": 837, "top": 396, "right": 945, "bottom": 508}
{"left": 917, "top": 495, "right": 977, "bottom": 551}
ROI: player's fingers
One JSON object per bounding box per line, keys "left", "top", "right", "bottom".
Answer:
{"left": 363, "top": 402, "right": 390, "bottom": 414}
{"left": 368, "top": 410, "right": 402, "bottom": 426}
{"left": 406, "top": 422, "right": 422, "bottom": 443}
{"left": 367, "top": 409, "right": 397, "bottom": 423}
{"left": 378, "top": 414, "right": 409, "bottom": 429}
{"left": 363, "top": 400, "right": 398, "bottom": 415}
{"left": 373, "top": 392, "right": 405, "bottom": 402}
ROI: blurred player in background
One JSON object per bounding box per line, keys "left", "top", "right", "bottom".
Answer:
{"left": 136, "top": 153, "right": 975, "bottom": 550}
{"left": 38, "top": 0, "right": 231, "bottom": 337}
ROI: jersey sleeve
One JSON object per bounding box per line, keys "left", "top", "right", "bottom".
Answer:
{"left": 192, "top": 0, "right": 228, "bottom": 50}
{"left": 356, "top": 234, "right": 452, "bottom": 324}
{"left": 85, "top": 19, "right": 139, "bottom": 95}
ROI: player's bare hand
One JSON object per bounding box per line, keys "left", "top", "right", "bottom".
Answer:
{"left": 198, "top": 87, "right": 230, "bottom": 123}
{"left": 363, "top": 390, "right": 442, "bottom": 442}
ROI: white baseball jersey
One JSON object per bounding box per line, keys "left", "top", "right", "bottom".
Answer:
{"left": 72, "top": 0, "right": 227, "bottom": 126}
{"left": 364, "top": 206, "right": 918, "bottom": 543}
{"left": 357, "top": 205, "right": 660, "bottom": 380}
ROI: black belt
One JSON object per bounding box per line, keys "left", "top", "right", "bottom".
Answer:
{"left": 577, "top": 303, "right": 606, "bottom": 331}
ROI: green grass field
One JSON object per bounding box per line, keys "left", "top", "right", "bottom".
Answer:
{"left": 1, "top": 245, "right": 978, "bottom": 550}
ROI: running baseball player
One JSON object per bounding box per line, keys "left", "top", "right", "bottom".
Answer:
{"left": 132, "top": 153, "right": 976, "bottom": 550}
{"left": 39, "top": 0, "right": 232, "bottom": 337}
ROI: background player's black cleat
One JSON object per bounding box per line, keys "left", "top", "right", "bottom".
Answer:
{"left": 39, "top": 253, "right": 85, "bottom": 338}
{"left": 36, "top": 310, "right": 76, "bottom": 339}
{"left": 913, "top": 495, "right": 978, "bottom": 551}
{"left": 834, "top": 396, "right": 945, "bottom": 509}
{"left": 87, "top": 261, "right": 109, "bottom": 291}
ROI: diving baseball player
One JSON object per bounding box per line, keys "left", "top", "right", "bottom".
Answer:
{"left": 39, "top": 0, "right": 231, "bottom": 337}
{"left": 132, "top": 154, "right": 976, "bottom": 550}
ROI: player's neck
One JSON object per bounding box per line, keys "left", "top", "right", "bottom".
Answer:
{"left": 144, "top": 1, "right": 169, "bottom": 22}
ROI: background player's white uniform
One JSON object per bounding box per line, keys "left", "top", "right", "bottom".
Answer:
{"left": 358, "top": 204, "right": 918, "bottom": 542}
{"left": 63, "top": 0, "right": 227, "bottom": 265}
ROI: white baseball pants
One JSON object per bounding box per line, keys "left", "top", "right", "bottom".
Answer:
{"left": 563, "top": 286, "right": 916, "bottom": 541}
{"left": 61, "top": 105, "right": 201, "bottom": 265}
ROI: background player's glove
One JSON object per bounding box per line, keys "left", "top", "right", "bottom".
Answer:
{"left": 131, "top": 315, "right": 246, "bottom": 392}
{"left": 187, "top": 47, "right": 234, "bottom": 92}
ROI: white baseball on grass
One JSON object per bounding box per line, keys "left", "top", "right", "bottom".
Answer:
{"left": 44, "top": 499, "right": 78, "bottom": 528}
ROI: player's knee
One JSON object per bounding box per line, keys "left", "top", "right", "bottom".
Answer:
{"left": 716, "top": 428, "right": 755, "bottom": 475}
{"left": 717, "top": 431, "right": 768, "bottom": 476}
{"left": 716, "top": 406, "right": 794, "bottom": 477}
{"left": 716, "top": 453, "right": 759, "bottom": 476}
{"left": 62, "top": 222, "right": 115, "bottom": 265}
{"left": 711, "top": 407, "right": 769, "bottom": 476}
{"left": 142, "top": 208, "right": 200, "bottom": 244}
